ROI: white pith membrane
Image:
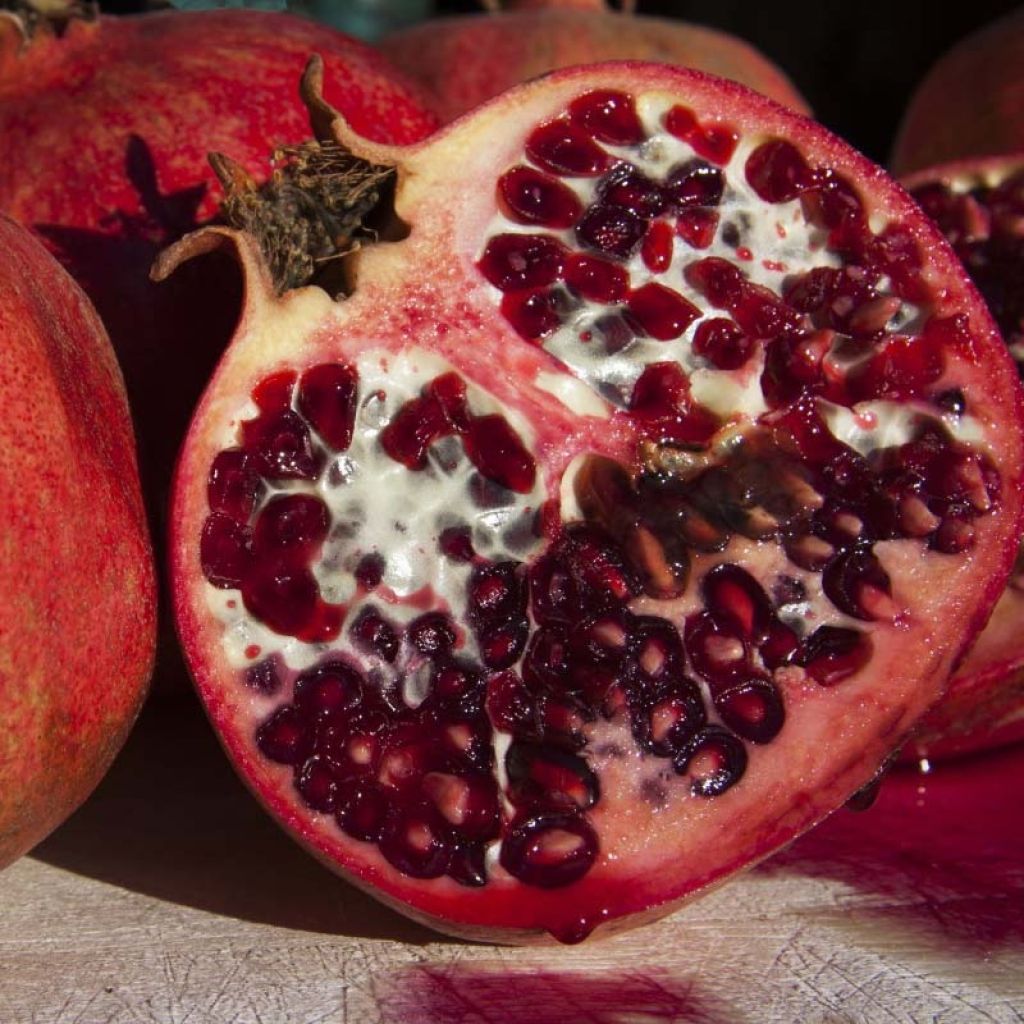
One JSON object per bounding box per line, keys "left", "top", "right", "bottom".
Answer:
{"left": 208, "top": 347, "right": 546, "bottom": 676}
{"left": 183, "top": 73, "right": 1022, "bottom": 942}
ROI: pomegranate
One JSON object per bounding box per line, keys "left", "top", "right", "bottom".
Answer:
{"left": 0, "top": 2, "right": 439, "bottom": 559}
{"left": 891, "top": 7, "right": 1024, "bottom": 177}
{"left": 0, "top": 214, "right": 155, "bottom": 869}
{"left": 379, "top": 0, "right": 810, "bottom": 123}
{"left": 159, "top": 59, "right": 1023, "bottom": 943}
{"left": 896, "top": 158, "right": 1024, "bottom": 758}
{"left": 889, "top": 10, "right": 1024, "bottom": 758}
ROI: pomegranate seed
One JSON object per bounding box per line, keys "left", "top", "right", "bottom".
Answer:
{"left": 797, "top": 625, "right": 872, "bottom": 686}
{"left": 242, "top": 562, "right": 343, "bottom": 642}
{"left": 200, "top": 513, "right": 252, "bottom": 588}
{"left": 407, "top": 611, "right": 457, "bottom": 659}
{"left": 569, "top": 89, "right": 645, "bottom": 145}
{"left": 242, "top": 408, "right": 322, "bottom": 481}
{"left": 422, "top": 771, "right": 499, "bottom": 839}
{"left": 675, "top": 208, "right": 719, "bottom": 250}
{"left": 252, "top": 494, "right": 330, "bottom": 561}
{"left": 629, "top": 678, "right": 706, "bottom": 758}
{"left": 714, "top": 679, "right": 784, "bottom": 744}
{"left": 439, "top": 525, "right": 475, "bottom": 562}
{"left": 478, "top": 618, "right": 529, "bottom": 670}
{"left": 664, "top": 106, "right": 738, "bottom": 164}
{"left": 821, "top": 546, "right": 894, "bottom": 621}
{"left": 506, "top": 742, "right": 600, "bottom": 810}
{"left": 497, "top": 165, "right": 583, "bottom": 228}
{"left": 256, "top": 706, "right": 310, "bottom": 765}
{"left": 641, "top": 220, "right": 674, "bottom": 273}
{"left": 499, "top": 810, "right": 598, "bottom": 888}
{"left": 354, "top": 552, "right": 385, "bottom": 590}
{"left": 501, "top": 288, "right": 565, "bottom": 341}
{"left": 575, "top": 203, "right": 648, "bottom": 260}
{"left": 294, "top": 661, "right": 364, "bottom": 718}
{"left": 684, "top": 611, "right": 749, "bottom": 685}
{"left": 745, "top": 139, "right": 818, "bottom": 203}
{"left": 207, "top": 448, "right": 262, "bottom": 521}
{"left": 252, "top": 370, "right": 297, "bottom": 413}
{"left": 297, "top": 362, "right": 358, "bottom": 452}
{"left": 564, "top": 253, "right": 629, "bottom": 303}
{"left": 463, "top": 414, "right": 537, "bottom": 494}
{"left": 692, "top": 318, "right": 753, "bottom": 370}
{"left": 526, "top": 119, "right": 610, "bottom": 176}
{"left": 701, "top": 563, "right": 772, "bottom": 641}
{"left": 478, "top": 233, "right": 567, "bottom": 292}
{"left": 667, "top": 158, "right": 725, "bottom": 208}
{"left": 296, "top": 755, "right": 338, "bottom": 813}
{"left": 336, "top": 779, "right": 387, "bottom": 842}
{"left": 379, "top": 390, "right": 449, "bottom": 469}
{"left": 244, "top": 657, "right": 281, "bottom": 694}
{"left": 599, "top": 163, "right": 667, "bottom": 218}
{"left": 627, "top": 283, "right": 700, "bottom": 341}
{"left": 350, "top": 606, "right": 399, "bottom": 663}
{"left": 674, "top": 727, "right": 747, "bottom": 797}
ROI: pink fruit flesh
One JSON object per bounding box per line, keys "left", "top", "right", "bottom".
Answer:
{"left": 163, "top": 62, "right": 1024, "bottom": 943}
{"left": 380, "top": 6, "right": 810, "bottom": 125}
{"left": 0, "top": 214, "right": 155, "bottom": 868}
{"left": 902, "top": 157, "right": 1024, "bottom": 758}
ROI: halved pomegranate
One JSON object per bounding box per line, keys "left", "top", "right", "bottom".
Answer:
{"left": 159, "top": 60, "right": 1024, "bottom": 943}
{"left": 897, "top": 158, "right": 1024, "bottom": 758}
{"left": 380, "top": 0, "right": 810, "bottom": 123}
{"left": 891, "top": 10, "right": 1024, "bottom": 758}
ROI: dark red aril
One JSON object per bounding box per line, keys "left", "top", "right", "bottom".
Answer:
{"left": 498, "top": 166, "right": 584, "bottom": 229}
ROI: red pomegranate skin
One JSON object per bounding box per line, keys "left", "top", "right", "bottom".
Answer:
{"left": 891, "top": 8, "right": 1024, "bottom": 175}
{"left": 0, "top": 214, "right": 155, "bottom": 869}
{"left": 0, "top": 9, "right": 440, "bottom": 691}
{"left": 0, "top": 8, "right": 440, "bottom": 546}
{"left": 380, "top": 3, "right": 810, "bottom": 123}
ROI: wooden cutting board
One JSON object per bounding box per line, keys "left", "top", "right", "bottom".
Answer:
{"left": 1, "top": 696, "right": 1021, "bottom": 1023}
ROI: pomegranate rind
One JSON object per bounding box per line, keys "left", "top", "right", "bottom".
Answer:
{"left": 899, "top": 154, "right": 1024, "bottom": 759}
{"left": 380, "top": 9, "right": 810, "bottom": 124}
{"left": 891, "top": 8, "right": 1024, "bottom": 176}
{"left": 169, "top": 62, "right": 1024, "bottom": 943}
{"left": 0, "top": 215, "right": 155, "bottom": 868}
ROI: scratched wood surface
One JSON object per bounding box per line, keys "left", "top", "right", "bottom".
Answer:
{"left": 1, "top": 695, "right": 1021, "bottom": 1024}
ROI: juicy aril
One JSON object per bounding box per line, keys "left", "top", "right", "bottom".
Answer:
{"left": 159, "top": 59, "right": 1023, "bottom": 942}
{"left": 0, "top": 215, "right": 155, "bottom": 869}
{"left": 0, "top": 3, "right": 439, "bottom": 546}
{"left": 890, "top": 14, "right": 1024, "bottom": 758}
{"left": 380, "top": 0, "right": 809, "bottom": 123}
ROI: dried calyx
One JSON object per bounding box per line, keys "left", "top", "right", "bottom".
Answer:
{"left": 164, "top": 58, "right": 1024, "bottom": 943}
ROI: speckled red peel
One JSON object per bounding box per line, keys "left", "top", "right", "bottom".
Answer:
{"left": 159, "top": 58, "right": 1024, "bottom": 943}
{"left": 0, "top": 215, "right": 155, "bottom": 869}
{"left": 0, "top": 4, "right": 439, "bottom": 565}
{"left": 380, "top": 0, "right": 810, "bottom": 124}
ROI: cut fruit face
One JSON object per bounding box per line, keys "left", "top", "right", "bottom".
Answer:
{"left": 901, "top": 156, "right": 1024, "bottom": 759}
{"left": 164, "top": 62, "right": 1024, "bottom": 944}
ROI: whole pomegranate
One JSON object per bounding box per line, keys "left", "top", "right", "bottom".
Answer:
{"left": 891, "top": 7, "right": 1024, "bottom": 177}
{"left": 380, "top": 0, "right": 809, "bottom": 123}
{"left": 0, "top": 1, "right": 439, "bottom": 557}
{"left": 0, "top": 214, "right": 155, "bottom": 869}
{"left": 891, "top": 11, "right": 1024, "bottom": 758}
{"left": 159, "top": 59, "right": 1023, "bottom": 943}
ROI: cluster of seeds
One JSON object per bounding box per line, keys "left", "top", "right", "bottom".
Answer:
{"left": 196, "top": 89, "right": 1008, "bottom": 892}
{"left": 910, "top": 170, "right": 1024, "bottom": 364}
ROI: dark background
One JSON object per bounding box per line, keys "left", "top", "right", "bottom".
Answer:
{"left": 96, "top": 1, "right": 1022, "bottom": 168}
